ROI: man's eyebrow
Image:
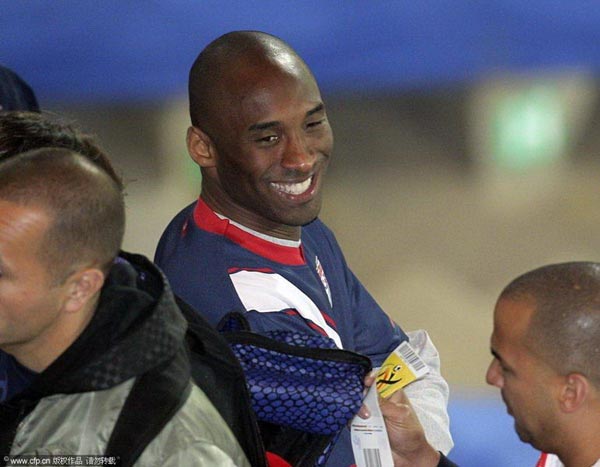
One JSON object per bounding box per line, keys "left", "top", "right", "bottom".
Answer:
{"left": 248, "top": 121, "right": 278, "bottom": 132}
{"left": 306, "top": 103, "right": 325, "bottom": 117}
{"left": 247, "top": 104, "right": 325, "bottom": 132}
{"left": 491, "top": 348, "right": 512, "bottom": 370}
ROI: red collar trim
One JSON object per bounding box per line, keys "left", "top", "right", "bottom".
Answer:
{"left": 193, "top": 198, "right": 306, "bottom": 266}
{"left": 536, "top": 453, "right": 549, "bottom": 467}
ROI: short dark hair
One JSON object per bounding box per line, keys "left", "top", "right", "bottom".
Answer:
{"left": 500, "top": 262, "right": 600, "bottom": 387}
{"left": 0, "top": 111, "right": 123, "bottom": 190}
{"left": 0, "top": 148, "right": 125, "bottom": 282}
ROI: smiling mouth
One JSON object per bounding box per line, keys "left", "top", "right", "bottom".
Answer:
{"left": 270, "top": 176, "right": 313, "bottom": 196}
{"left": 377, "top": 377, "right": 403, "bottom": 385}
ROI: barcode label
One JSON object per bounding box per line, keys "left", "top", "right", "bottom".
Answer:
{"left": 376, "top": 340, "right": 429, "bottom": 397}
{"left": 351, "top": 385, "right": 394, "bottom": 467}
{"left": 397, "top": 341, "right": 426, "bottom": 372}
{"left": 363, "top": 448, "right": 382, "bottom": 467}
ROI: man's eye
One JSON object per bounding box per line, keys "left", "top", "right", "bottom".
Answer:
{"left": 306, "top": 119, "right": 324, "bottom": 128}
{"left": 257, "top": 135, "right": 279, "bottom": 143}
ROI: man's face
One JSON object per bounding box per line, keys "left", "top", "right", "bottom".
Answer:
{"left": 0, "top": 200, "right": 68, "bottom": 362}
{"left": 200, "top": 61, "right": 334, "bottom": 237}
{"left": 486, "top": 297, "right": 562, "bottom": 452}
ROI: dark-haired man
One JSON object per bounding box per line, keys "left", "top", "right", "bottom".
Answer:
{"left": 487, "top": 262, "right": 600, "bottom": 467}
{"left": 156, "top": 30, "right": 452, "bottom": 466}
{"left": 0, "top": 111, "right": 122, "bottom": 187}
{"left": 0, "top": 148, "right": 249, "bottom": 466}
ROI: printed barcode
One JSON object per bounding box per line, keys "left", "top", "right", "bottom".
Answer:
{"left": 362, "top": 448, "right": 382, "bottom": 467}
{"left": 398, "top": 341, "right": 426, "bottom": 371}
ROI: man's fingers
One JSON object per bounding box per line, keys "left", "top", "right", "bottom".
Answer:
{"left": 356, "top": 403, "right": 371, "bottom": 419}
{"left": 363, "top": 370, "right": 376, "bottom": 388}
{"left": 379, "top": 390, "right": 417, "bottom": 427}
{"left": 386, "top": 387, "right": 410, "bottom": 405}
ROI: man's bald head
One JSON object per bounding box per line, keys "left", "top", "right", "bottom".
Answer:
{"left": 499, "top": 262, "right": 600, "bottom": 387}
{"left": 188, "top": 31, "right": 315, "bottom": 131}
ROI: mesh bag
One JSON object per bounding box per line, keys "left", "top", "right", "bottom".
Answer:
{"left": 219, "top": 313, "right": 371, "bottom": 466}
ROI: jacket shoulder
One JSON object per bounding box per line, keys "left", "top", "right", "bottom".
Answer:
{"left": 10, "top": 379, "right": 134, "bottom": 456}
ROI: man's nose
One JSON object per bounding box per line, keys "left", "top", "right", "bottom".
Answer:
{"left": 281, "top": 134, "right": 315, "bottom": 171}
{"left": 485, "top": 359, "right": 503, "bottom": 388}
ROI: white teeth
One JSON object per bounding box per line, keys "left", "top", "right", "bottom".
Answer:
{"left": 271, "top": 177, "right": 312, "bottom": 195}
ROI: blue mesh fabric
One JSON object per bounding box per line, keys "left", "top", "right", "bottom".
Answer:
{"left": 229, "top": 331, "right": 368, "bottom": 436}
{"left": 265, "top": 330, "right": 339, "bottom": 349}
{"left": 218, "top": 313, "right": 371, "bottom": 466}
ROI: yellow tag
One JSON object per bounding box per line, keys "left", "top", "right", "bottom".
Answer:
{"left": 375, "top": 352, "right": 417, "bottom": 398}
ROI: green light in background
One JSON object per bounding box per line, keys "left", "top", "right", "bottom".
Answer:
{"left": 492, "top": 84, "right": 567, "bottom": 171}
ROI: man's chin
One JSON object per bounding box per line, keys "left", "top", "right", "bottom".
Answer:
{"left": 300, "top": 214, "right": 319, "bottom": 226}
{"left": 514, "top": 422, "right": 534, "bottom": 446}
{"left": 278, "top": 202, "right": 321, "bottom": 227}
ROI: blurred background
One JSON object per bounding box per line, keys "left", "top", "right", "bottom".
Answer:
{"left": 3, "top": 2, "right": 600, "bottom": 465}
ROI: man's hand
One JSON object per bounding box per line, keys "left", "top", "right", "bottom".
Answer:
{"left": 380, "top": 388, "right": 441, "bottom": 467}
{"left": 358, "top": 372, "right": 441, "bottom": 466}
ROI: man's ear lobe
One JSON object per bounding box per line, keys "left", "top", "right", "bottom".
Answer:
{"left": 64, "top": 268, "right": 105, "bottom": 314}
{"left": 187, "top": 126, "right": 216, "bottom": 168}
{"left": 559, "top": 373, "right": 589, "bottom": 413}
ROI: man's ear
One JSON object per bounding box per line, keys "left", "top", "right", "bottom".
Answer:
{"left": 63, "top": 268, "right": 105, "bottom": 314}
{"left": 187, "top": 126, "right": 216, "bottom": 168}
{"left": 559, "top": 373, "right": 589, "bottom": 413}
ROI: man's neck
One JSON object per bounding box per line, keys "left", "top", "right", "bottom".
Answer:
{"left": 200, "top": 192, "right": 302, "bottom": 241}
{"left": 556, "top": 416, "right": 600, "bottom": 467}
{"left": 559, "top": 453, "right": 600, "bottom": 467}
{"left": 216, "top": 212, "right": 302, "bottom": 248}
